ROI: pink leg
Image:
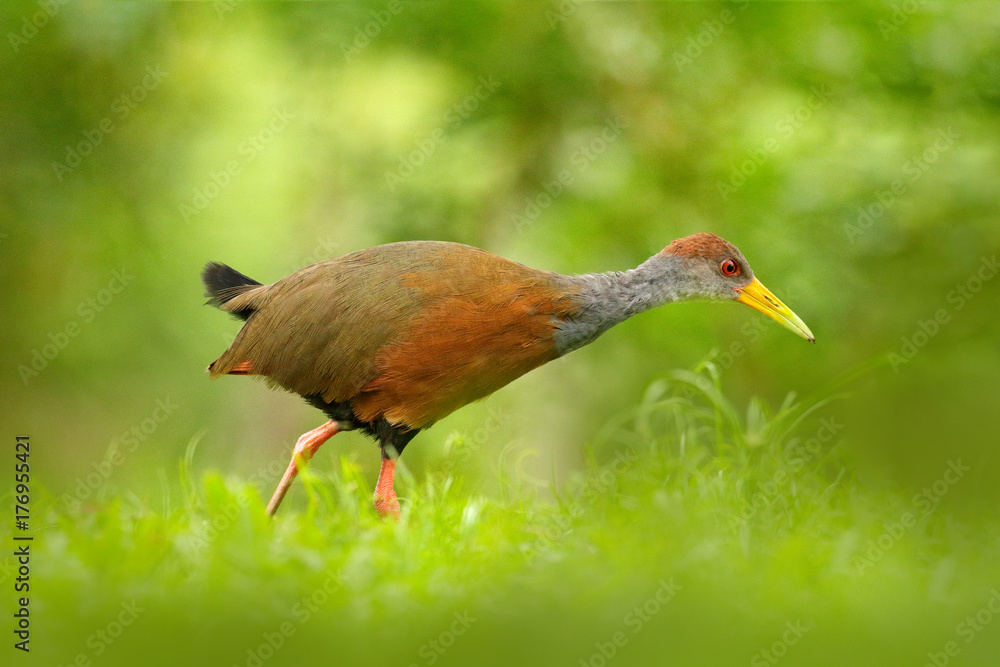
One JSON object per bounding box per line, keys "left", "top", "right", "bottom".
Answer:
{"left": 266, "top": 420, "right": 340, "bottom": 516}
{"left": 373, "top": 457, "right": 401, "bottom": 520}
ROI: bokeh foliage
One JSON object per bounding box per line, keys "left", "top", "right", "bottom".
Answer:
{"left": 1, "top": 1, "right": 999, "bottom": 665}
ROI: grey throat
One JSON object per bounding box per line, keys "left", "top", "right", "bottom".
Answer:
{"left": 553, "top": 253, "right": 699, "bottom": 356}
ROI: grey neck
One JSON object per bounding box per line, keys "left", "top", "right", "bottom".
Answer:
{"left": 553, "top": 253, "right": 694, "bottom": 356}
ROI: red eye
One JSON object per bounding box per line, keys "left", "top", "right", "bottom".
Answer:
{"left": 720, "top": 259, "right": 740, "bottom": 277}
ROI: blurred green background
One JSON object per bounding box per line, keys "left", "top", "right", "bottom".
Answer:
{"left": 2, "top": 1, "right": 999, "bottom": 665}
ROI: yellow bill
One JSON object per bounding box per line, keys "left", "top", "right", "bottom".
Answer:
{"left": 736, "top": 277, "right": 815, "bottom": 342}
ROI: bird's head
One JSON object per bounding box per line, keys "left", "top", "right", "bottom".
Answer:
{"left": 658, "top": 233, "right": 815, "bottom": 342}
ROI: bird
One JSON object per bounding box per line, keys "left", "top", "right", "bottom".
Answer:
{"left": 202, "top": 233, "right": 814, "bottom": 519}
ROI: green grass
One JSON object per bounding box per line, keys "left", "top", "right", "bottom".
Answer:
{"left": 12, "top": 362, "right": 1000, "bottom": 666}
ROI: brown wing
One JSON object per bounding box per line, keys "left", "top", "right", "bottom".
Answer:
{"left": 209, "top": 243, "right": 433, "bottom": 400}
{"left": 210, "top": 242, "right": 581, "bottom": 427}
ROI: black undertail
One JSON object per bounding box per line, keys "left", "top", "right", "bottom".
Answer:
{"left": 303, "top": 394, "right": 420, "bottom": 458}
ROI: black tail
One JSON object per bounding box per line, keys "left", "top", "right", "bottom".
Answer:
{"left": 201, "top": 262, "right": 262, "bottom": 321}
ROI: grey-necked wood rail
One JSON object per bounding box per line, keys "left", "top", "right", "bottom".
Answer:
{"left": 202, "top": 233, "right": 814, "bottom": 519}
